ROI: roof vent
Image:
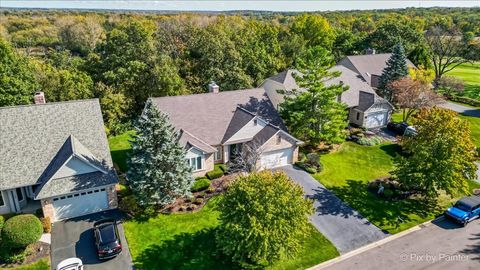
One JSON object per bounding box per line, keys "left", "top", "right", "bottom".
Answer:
{"left": 366, "top": 48, "right": 376, "bottom": 55}
{"left": 208, "top": 81, "right": 219, "bottom": 93}
{"left": 34, "top": 92, "right": 46, "bottom": 104}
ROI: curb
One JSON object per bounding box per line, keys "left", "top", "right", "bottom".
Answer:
{"left": 308, "top": 216, "right": 444, "bottom": 270}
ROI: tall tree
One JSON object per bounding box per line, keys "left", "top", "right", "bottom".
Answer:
{"left": 378, "top": 43, "right": 409, "bottom": 101}
{"left": 216, "top": 171, "right": 313, "bottom": 267}
{"left": 291, "top": 14, "right": 335, "bottom": 49}
{"left": 425, "top": 26, "right": 480, "bottom": 85}
{"left": 393, "top": 107, "right": 477, "bottom": 198}
{"left": 0, "top": 39, "right": 38, "bottom": 106}
{"left": 126, "top": 100, "right": 194, "bottom": 206}
{"left": 279, "top": 47, "right": 348, "bottom": 145}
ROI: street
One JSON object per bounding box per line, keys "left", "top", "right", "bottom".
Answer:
{"left": 320, "top": 218, "right": 480, "bottom": 270}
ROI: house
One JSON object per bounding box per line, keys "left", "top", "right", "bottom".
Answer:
{"left": 260, "top": 52, "right": 416, "bottom": 129}
{"left": 149, "top": 83, "right": 302, "bottom": 177}
{"left": 0, "top": 93, "right": 118, "bottom": 222}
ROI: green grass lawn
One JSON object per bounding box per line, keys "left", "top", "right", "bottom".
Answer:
{"left": 124, "top": 197, "right": 339, "bottom": 270}
{"left": 108, "top": 130, "right": 135, "bottom": 173}
{"left": 460, "top": 115, "right": 480, "bottom": 148}
{"left": 312, "top": 142, "right": 480, "bottom": 234}
{"left": 449, "top": 62, "right": 480, "bottom": 101}
{"left": 0, "top": 259, "right": 50, "bottom": 270}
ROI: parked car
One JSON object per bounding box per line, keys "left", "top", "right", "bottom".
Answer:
{"left": 444, "top": 196, "right": 480, "bottom": 226}
{"left": 56, "top": 258, "right": 83, "bottom": 270}
{"left": 387, "top": 122, "right": 417, "bottom": 137}
{"left": 93, "top": 219, "right": 122, "bottom": 259}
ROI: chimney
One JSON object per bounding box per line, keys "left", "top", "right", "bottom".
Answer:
{"left": 208, "top": 81, "right": 219, "bottom": 93}
{"left": 33, "top": 92, "right": 46, "bottom": 104}
{"left": 366, "top": 48, "right": 376, "bottom": 55}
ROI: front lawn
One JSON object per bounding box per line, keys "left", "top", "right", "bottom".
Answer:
{"left": 0, "top": 259, "right": 49, "bottom": 270}
{"left": 460, "top": 115, "right": 480, "bottom": 148}
{"left": 313, "top": 142, "right": 480, "bottom": 234}
{"left": 123, "top": 197, "right": 338, "bottom": 270}
{"left": 449, "top": 62, "right": 480, "bottom": 101}
{"left": 108, "top": 130, "right": 135, "bottom": 173}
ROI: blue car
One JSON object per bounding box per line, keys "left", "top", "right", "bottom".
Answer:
{"left": 444, "top": 196, "right": 480, "bottom": 226}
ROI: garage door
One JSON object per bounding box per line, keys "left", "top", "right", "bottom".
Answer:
{"left": 365, "top": 111, "right": 388, "bottom": 129}
{"left": 52, "top": 188, "right": 108, "bottom": 221}
{"left": 261, "top": 148, "right": 293, "bottom": 169}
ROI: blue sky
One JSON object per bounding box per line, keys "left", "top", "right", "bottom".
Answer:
{"left": 1, "top": 1, "right": 478, "bottom": 12}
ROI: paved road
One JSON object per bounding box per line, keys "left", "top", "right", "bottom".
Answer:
{"left": 438, "top": 101, "right": 480, "bottom": 117}
{"left": 276, "top": 166, "right": 388, "bottom": 254}
{"left": 323, "top": 218, "right": 480, "bottom": 270}
{"left": 51, "top": 210, "right": 133, "bottom": 270}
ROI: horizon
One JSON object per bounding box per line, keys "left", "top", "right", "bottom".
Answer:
{"left": 1, "top": 1, "right": 479, "bottom": 12}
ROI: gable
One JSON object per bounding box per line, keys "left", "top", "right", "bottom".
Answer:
{"left": 224, "top": 117, "right": 268, "bottom": 145}
{"left": 52, "top": 157, "right": 100, "bottom": 179}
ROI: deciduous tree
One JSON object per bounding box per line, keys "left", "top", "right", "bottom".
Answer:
{"left": 216, "top": 171, "right": 313, "bottom": 267}
{"left": 393, "top": 107, "right": 477, "bottom": 198}
{"left": 126, "top": 100, "right": 194, "bottom": 206}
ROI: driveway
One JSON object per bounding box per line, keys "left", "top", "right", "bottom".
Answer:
{"left": 276, "top": 166, "right": 388, "bottom": 254}
{"left": 51, "top": 210, "right": 134, "bottom": 270}
{"left": 438, "top": 101, "right": 480, "bottom": 117}
{"left": 322, "top": 218, "right": 480, "bottom": 270}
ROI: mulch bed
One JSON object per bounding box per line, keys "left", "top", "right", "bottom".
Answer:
{"left": 0, "top": 241, "right": 50, "bottom": 268}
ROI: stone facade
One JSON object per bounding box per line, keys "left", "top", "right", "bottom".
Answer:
{"left": 41, "top": 198, "right": 54, "bottom": 222}
{"left": 107, "top": 185, "right": 118, "bottom": 208}
{"left": 193, "top": 153, "right": 214, "bottom": 177}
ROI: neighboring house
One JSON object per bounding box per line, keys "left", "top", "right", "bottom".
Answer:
{"left": 149, "top": 83, "right": 302, "bottom": 177}
{"left": 260, "top": 52, "right": 414, "bottom": 129}
{"left": 0, "top": 93, "right": 118, "bottom": 222}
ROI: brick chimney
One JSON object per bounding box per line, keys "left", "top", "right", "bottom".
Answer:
{"left": 366, "top": 48, "right": 376, "bottom": 55}
{"left": 33, "top": 92, "right": 46, "bottom": 104}
{"left": 208, "top": 81, "right": 219, "bottom": 93}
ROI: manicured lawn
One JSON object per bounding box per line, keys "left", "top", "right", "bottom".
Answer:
{"left": 312, "top": 142, "right": 480, "bottom": 234}
{"left": 0, "top": 259, "right": 50, "bottom": 270}
{"left": 123, "top": 197, "right": 338, "bottom": 270}
{"left": 108, "top": 130, "right": 135, "bottom": 173}
{"left": 449, "top": 62, "right": 480, "bottom": 101}
{"left": 460, "top": 115, "right": 480, "bottom": 148}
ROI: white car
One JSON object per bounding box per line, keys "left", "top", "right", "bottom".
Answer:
{"left": 56, "top": 258, "right": 83, "bottom": 270}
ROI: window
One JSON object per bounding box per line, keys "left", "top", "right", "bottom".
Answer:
{"left": 16, "top": 188, "right": 24, "bottom": 201}
{"left": 276, "top": 136, "right": 282, "bottom": 145}
{"left": 0, "top": 191, "right": 4, "bottom": 206}
{"left": 215, "top": 146, "right": 222, "bottom": 161}
{"left": 356, "top": 112, "right": 360, "bottom": 121}
{"left": 187, "top": 156, "right": 203, "bottom": 171}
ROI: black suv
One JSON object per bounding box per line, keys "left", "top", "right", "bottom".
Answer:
{"left": 93, "top": 219, "right": 122, "bottom": 259}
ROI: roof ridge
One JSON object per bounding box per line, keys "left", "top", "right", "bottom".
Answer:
{"left": 149, "top": 88, "right": 266, "bottom": 101}
{"left": 0, "top": 98, "right": 100, "bottom": 110}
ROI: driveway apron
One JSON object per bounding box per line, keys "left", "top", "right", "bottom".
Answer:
{"left": 276, "top": 165, "right": 388, "bottom": 254}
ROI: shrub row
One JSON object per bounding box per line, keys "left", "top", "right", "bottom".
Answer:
{"left": 191, "top": 178, "right": 211, "bottom": 192}
{"left": 206, "top": 165, "right": 224, "bottom": 180}
{"left": 357, "top": 136, "right": 384, "bottom": 146}
{"left": 445, "top": 94, "right": 480, "bottom": 107}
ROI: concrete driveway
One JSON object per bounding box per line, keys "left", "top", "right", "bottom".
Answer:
{"left": 323, "top": 218, "right": 480, "bottom": 270}
{"left": 276, "top": 166, "right": 388, "bottom": 254}
{"left": 51, "top": 210, "right": 133, "bottom": 270}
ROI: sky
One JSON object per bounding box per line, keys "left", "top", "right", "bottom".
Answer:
{"left": 1, "top": 1, "right": 479, "bottom": 12}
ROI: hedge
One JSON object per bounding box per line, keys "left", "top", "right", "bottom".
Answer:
{"left": 217, "top": 164, "right": 228, "bottom": 172}
{"left": 206, "top": 167, "right": 224, "bottom": 180}
{"left": 1, "top": 214, "right": 43, "bottom": 249}
{"left": 191, "top": 178, "right": 211, "bottom": 192}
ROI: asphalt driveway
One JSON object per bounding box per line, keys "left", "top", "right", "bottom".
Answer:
{"left": 438, "top": 101, "right": 480, "bottom": 117}
{"left": 276, "top": 165, "right": 388, "bottom": 254}
{"left": 51, "top": 210, "right": 133, "bottom": 270}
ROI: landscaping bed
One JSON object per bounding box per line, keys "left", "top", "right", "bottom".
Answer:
{"left": 0, "top": 243, "right": 50, "bottom": 269}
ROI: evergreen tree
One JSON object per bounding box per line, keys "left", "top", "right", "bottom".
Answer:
{"left": 378, "top": 43, "right": 409, "bottom": 101}
{"left": 126, "top": 100, "right": 194, "bottom": 206}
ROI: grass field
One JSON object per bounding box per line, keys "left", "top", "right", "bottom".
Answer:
{"left": 313, "top": 142, "right": 480, "bottom": 234}
{"left": 124, "top": 197, "right": 339, "bottom": 270}
{"left": 0, "top": 259, "right": 50, "bottom": 270}
{"left": 449, "top": 62, "right": 480, "bottom": 101}
{"left": 108, "top": 130, "right": 135, "bottom": 173}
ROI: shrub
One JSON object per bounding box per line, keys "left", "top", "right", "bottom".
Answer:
{"left": 206, "top": 167, "right": 224, "bottom": 180}
{"left": 191, "top": 178, "right": 211, "bottom": 192}
{"left": 206, "top": 187, "right": 215, "bottom": 194}
{"left": 217, "top": 164, "right": 228, "bottom": 172}
{"left": 1, "top": 214, "right": 42, "bottom": 249}
{"left": 357, "top": 136, "right": 384, "bottom": 146}
{"left": 0, "top": 216, "right": 4, "bottom": 233}
{"left": 306, "top": 153, "right": 320, "bottom": 168}
{"left": 298, "top": 152, "right": 306, "bottom": 162}
{"left": 118, "top": 195, "right": 140, "bottom": 215}
{"left": 295, "top": 162, "right": 317, "bottom": 174}
{"left": 0, "top": 246, "right": 27, "bottom": 264}
{"left": 304, "top": 166, "right": 317, "bottom": 174}
{"left": 40, "top": 217, "right": 51, "bottom": 233}
{"left": 179, "top": 205, "right": 187, "bottom": 212}
{"left": 194, "top": 198, "right": 204, "bottom": 205}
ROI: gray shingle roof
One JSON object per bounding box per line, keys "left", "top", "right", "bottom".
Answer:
{"left": 221, "top": 107, "right": 255, "bottom": 144}
{"left": 250, "top": 124, "right": 279, "bottom": 146}
{"left": 150, "top": 88, "right": 286, "bottom": 146}
{"left": 0, "top": 99, "right": 117, "bottom": 191}
{"left": 341, "top": 53, "right": 416, "bottom": 85}
{"left": 35, "top": 171, "right": 117, "bottom": 199}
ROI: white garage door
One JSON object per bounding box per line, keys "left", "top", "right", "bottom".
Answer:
{"left": 261, "top": 148, "right": 293, "bottom": 169}
{"left": 52, "top": 188, "right": 108, "bottom": 221}
{"left": 365, "top": 111, "right": 388, "bottom": 129}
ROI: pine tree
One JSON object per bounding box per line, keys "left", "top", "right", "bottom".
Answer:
{"left": 126, "top": 100, "right": 194, "bottom": 206}
{"left": 378, "top": 43, "right": 409, "bottom": 101}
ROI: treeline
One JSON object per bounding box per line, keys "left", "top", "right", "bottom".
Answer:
{"left": 0, "top": 8, "right": 479, "bottom": 135}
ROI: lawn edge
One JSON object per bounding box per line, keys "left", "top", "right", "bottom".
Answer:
{"left": 307, "top": 216, "right": 445, "bottom": 270}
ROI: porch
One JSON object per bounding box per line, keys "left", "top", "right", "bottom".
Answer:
{"left": 0, "top": 185, "right": 40, "bottom": 215}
